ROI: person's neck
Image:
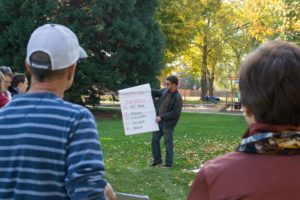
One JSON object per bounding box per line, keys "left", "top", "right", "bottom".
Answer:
{"left": 28, "top": 81, "right": 66, "bottom": 98}
{"left": 169, "top": 87, "right": 177, "bottom": 93}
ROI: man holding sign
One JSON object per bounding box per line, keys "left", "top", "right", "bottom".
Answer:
{"left": 149, "top": 75, "right": 183, "bottom": 168}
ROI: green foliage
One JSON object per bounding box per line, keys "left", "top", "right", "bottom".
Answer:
{"left": 276, "top": 0, "right": 300, "bottom": 43}
{"left": 0, "top": 0, "right": 164, "bottom": 104}
{"left": 156, "top": 0, "right": 195, "bottom": 64}
{"left": 158, "top": 0, "right": 299, "bottom": 93}
{"left": 0, "top": 0, "right": 57, "bottom": 73}
{"left": 99, "top": 112, "right": 247, "bottom": 200}
{"left": 178, "top": 0, "right": 245, "bottom": 97}
{"left": 61, "top": 0, "right": 164, "bottom": 103}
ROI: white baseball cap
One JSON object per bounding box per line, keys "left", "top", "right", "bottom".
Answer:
{"left": 26, "top": 24, "right": 87, "bottom": 70}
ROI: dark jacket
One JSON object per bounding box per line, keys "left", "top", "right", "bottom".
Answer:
{"left": 152, "top": 88, "right": 183, "bottom": 129}
{"left": 8, "top": 87, "right": 18, "bottom": 97}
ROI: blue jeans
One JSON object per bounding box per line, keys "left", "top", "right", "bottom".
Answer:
{"left": 151, "top": 125, "right": 174, "bottom": 165}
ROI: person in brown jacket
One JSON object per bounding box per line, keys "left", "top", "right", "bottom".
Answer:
{"left": 188, "top": 41, "right": 300, "bottom": 200}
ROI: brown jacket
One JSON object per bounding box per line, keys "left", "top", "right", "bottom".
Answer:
{"left": 188, "top": 152, "right": 300, "bottom": 200}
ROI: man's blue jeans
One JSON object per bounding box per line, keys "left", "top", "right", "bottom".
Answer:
{"left": 151, "top": 125, "right": 174, "bottom": 165}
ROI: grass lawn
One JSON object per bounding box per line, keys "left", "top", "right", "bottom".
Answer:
{"left": 97, "top": 112, "right": 247, "bottom": 200}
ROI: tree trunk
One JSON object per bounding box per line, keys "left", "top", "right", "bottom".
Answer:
{"left": 200, "top": 43, "right": 208, "bottom": 99}
{"left": 208, "top": 65, "right": 215, "bottom": 96}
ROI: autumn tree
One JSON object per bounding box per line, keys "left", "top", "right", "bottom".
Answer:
{"left": 161, "top": 0, "right": 297, "bottom": 97}
{"left": 179, "top": 0, "right": 252, "bottom": 98}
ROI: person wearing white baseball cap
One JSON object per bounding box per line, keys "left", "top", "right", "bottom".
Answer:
{"left": 26, "top": 24, "right": 87, "bottom": 72}
{"left": 0, "top": 24, "right": 116, "bottom": 200}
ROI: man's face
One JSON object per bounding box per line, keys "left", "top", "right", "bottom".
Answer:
{"left": 165, "top": 80, "right": 177, "bottom": 92}
{"left": 4, "top": 76, "right": 12, "bottom": 90}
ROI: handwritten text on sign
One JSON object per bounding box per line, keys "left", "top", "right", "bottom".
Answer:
{"left": 118, "top": 84, "right": 159, "bottom": 136}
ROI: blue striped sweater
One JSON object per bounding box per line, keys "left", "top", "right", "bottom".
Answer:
{"left": 0, "top": 93, "right": 106, "bottom": 200}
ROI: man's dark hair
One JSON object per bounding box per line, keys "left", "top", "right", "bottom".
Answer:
{"left": 239, "top": 40, "right": 300, "bottom": 125}
{"left": 29, "top": 51, "right": 68, "bottom": 82}
{"left": 167, "top": 75, "right": 179, "bottom": 86}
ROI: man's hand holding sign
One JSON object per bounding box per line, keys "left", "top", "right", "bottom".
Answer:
{"left": 119, "top": 75, "right": 183, "bottom": 168}
{"left": 118, "top": 83, "right": 159, "bottom": 136}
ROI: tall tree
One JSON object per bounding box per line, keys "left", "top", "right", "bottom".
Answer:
{"left": 0, "top": 0, "right": 164, "bottom": 104}
{"left": 183, "top": 0, "right": 236, "bottom": 98}
{"left": 53, "top": 0, "right": 164, "bottom": 103}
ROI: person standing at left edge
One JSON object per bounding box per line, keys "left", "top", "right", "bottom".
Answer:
{"left": 150, "top": 75, "right": 183, "bottom": 168}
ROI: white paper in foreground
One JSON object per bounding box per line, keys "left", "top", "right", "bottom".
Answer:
{"left": 118, "top": 84, "right": 159, "bottom": 136}
{"left": 115, "top": 192, "right": 150, "bottom": 200}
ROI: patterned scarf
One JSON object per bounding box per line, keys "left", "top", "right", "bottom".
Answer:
{"left": 237, "top": 123, "right": 300, "bottom": 155}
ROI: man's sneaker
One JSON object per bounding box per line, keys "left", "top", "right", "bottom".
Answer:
{"left": 162, "top": 164, "right": 172, "bottom": 168}
{"left": 148, "top": 162, "right": 162, "bottom": 166}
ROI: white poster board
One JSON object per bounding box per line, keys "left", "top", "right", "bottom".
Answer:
{"left": 118, "top": 84, "right": 159, "bottom": 136}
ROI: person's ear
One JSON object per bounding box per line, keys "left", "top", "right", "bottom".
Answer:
{"left": 67, "top": 64, "right": 76, "bottom": 80}
{"left": 243, "top": 106, "right": 252, "bottom": 116}
{"left": 243, "top": 106, "right": 256, "bottom": 125}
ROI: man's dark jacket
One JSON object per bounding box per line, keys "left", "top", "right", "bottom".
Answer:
{"left": 152, "top": 88, "right": 183, "bottom": 129}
